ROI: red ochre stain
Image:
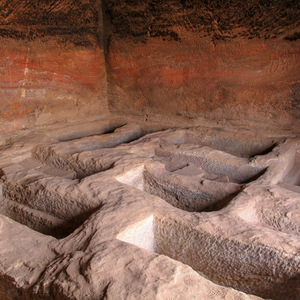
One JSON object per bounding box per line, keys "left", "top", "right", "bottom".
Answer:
{"left": 160, "top": 68, "right": 187, "bottom": 89}
{"left": 114, "top": 67, "right": 140, "bottom": 78}
{"left": 0, "top": 45, "right": 104, "bottom": 91}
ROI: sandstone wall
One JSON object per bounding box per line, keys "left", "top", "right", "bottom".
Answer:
{"left": 0, "top": 0, "right": 107, "bottom": 131}
{"left": 0, "top": 0, "right": 299, "bottom": 132}
{"left": 105, "top": 0, "right": 300, "bottom": 131}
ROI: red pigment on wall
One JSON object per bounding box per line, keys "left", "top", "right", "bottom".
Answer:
{"left": 107, "top": 36, "right": 300, "bottom": 125}
{"left": 0, "top": 45, "right": 105, "bottom": 91}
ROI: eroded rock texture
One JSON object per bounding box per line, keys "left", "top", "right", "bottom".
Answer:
{"left": 0, "top": 117, "right": 299, "bottom": 299}
{"left": 106, "top": 0, "right": 300, "bottom": 41}
{"left": 0, "top": 0, "right": 107, "bottom": 132}
{"left": 105, "top": 0, "right": 300, "bottom": 130}
{"left": 0, "top": 0, "right": 299, "bottom": 132}
{"left": 0, "top": 1, "right": 299, "bottom": 299}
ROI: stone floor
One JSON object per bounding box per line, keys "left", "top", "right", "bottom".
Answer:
{"left": 0, "top": 116, "right": 299, "bottom": 299}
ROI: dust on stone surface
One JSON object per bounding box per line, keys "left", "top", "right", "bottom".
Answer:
{"left": 0, "top": 116, "right": 299, "bottom": 300}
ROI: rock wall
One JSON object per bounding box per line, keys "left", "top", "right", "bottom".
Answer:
{"left": 0, "top": 0, "right": 299, "bottom": 132}
{"left": 105, "top": 0, "right": 300, "bottom": 131}
{"left": 0, "top": 0, "right": 107, "bottom": 131}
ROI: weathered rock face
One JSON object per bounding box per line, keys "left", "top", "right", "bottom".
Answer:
{"left": 0, "top": 2, "right": 300, "bottom": 299}
{"left": 0, "top": 117, "right": 299, "bottom": 299}
{"left": 105, "top": 0, "right": 300, "bottom": 42}
{"left": 1, "top": 0, "right": 299, "bottom": 132}
{"left": 0, "top": 0, "right": 107, "bottom": 131}
{"left": 105, "top": 0, "right": 300, "bottom": 131}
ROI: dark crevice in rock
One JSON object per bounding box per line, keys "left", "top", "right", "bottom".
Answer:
{"left": 284, "top": 31, "right": 300, "bottom": 40}
{"left": 105, "top": 0, "right": 300, "bottom": 42}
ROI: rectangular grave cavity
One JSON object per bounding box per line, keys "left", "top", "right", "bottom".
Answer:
{"left": 116, "top": 143, "right": 267, "bottom": 212}
{"left": 182, "top": 131, "right": 279, "bottom": 158}
{"left": 117, "top": 165, "right": 243, "bottom": 212}
{"left": 33, "top": 123, "right": 143, "bottom": 179}
{"left": 0, "top": 159, "right": 104, "bottom": 239}
{"left": 0, "top": 195, "right": 102, "bottom": 239}
{"left": 117, "top": 215, "right": 299, "bottom": 300}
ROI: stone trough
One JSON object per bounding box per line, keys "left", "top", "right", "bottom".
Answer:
{"left": 0, "top": 118, "right": 299, "bottom": 300}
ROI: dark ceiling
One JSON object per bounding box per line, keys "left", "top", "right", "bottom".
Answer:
{"left": 106, "top": 0, "right": 300, "bottom": 42}
{"left": 0, "top": 0, "right": 299, "bottom": 43}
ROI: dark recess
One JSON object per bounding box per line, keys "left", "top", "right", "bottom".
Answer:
{"left": 284, "top": 31, "right": 300, "bottom": 40}
{"left": 0, "top": 0, "right": 101, "bottom": 45}
{"left": 105, "top": 0, "right": 300, "bottom": 42}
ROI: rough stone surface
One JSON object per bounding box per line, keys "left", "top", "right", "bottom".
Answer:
{"left": 0, "top": 0, "right": 107, "bottom": 132}
{"left": 0, "top": 1, "right": 300, "bottom": 298}
{"left": 1, "top": 0, "right": 299, "bottom": 132}
{"left": 107, "top": 36, "right": 300, "bottom": 130}
{"left": 105, "top": 0, "right": 300, "bottom": 130}
{"left": 0, "top": 117, "right": 299, "bottom": 299}
{"left": 105, "top": 0, "right": 300, "bottom": 42}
